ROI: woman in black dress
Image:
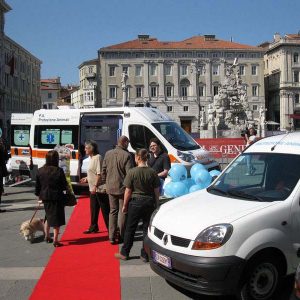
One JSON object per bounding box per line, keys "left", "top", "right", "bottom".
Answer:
{"left": 35, "top": 150, "right": 68, "bottom": 247}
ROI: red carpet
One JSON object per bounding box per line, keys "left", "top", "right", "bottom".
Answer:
{"left": 30, "top": 198, "right": 121, "bottom": 300}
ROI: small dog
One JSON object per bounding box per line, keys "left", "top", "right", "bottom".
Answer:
{"left": 20, "top": 218, "right": 45, "bottom": 243}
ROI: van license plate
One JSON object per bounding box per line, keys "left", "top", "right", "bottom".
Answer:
{"left": 152, "top": 250, "right": 172, "bottom": 269}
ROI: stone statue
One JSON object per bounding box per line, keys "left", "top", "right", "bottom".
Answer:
{"left": 207, "top": 104, "right": 215, "bottom": 126}
{"left": 121, "top": 71, "right": 128, "bottom": 90}
{"left": 259, "top": 106, "right": 267, "bottom": 125}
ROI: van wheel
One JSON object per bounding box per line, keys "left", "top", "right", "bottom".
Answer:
{"left": 238, "top": 256, "right": 281, "bottom": 300}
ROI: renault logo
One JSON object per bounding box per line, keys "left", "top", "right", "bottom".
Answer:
{"left": 163, "top": 235, "right": 168, "bottom": 245}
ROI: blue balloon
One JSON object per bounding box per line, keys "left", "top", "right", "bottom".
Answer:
{"left": 163, "top": 182, "right": 174, "bottom": 197}
{"left": 190, "top": 163, "right": 205, "bottom": 180}
{"left": 209, "top": 170, "right": 221, "bottom": 178}
{"left": 202, "top": 177, "right": 212, "bottom": 188}
{"left": 169, "top": 164, "right": 187, "bottom": 182}
{"left": 172, "top": 181, "right": 188, "bottom": 197}
{"left": 189, "top": 184, "right": 205, "bottom": 193}
{"left": 193, "top": 169, "right": 212, "bottom": 185}
{"left": 182, "top": 178, "right": 195, "bottom": 189}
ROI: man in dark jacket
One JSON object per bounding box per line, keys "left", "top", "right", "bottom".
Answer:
{"left": 0, "top": 138, "right": 8, "bottom": 213}
{"left": 102, "top": 136, "right": 133, "bottom": 244}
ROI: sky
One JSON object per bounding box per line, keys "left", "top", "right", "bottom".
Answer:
{"left": 5, "top": 0, "right": 300, "bottom": 85}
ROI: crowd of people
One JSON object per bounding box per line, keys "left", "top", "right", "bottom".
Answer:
{"left": 34, "top": 135, "right": 170, "bottom": 261}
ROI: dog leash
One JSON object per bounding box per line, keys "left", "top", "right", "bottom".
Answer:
{"left": 29, "top": 202, "right": 41, "bottom": 224}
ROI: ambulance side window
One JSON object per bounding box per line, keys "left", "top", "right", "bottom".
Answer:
{"left": 129, "top": 125, "right": 156, "bottom": 150}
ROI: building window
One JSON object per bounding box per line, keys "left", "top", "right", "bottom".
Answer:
{"left": 213, "top": 85, "right": 219, "bottom": 96}
{"left": 180, "top": 65, "right": 188, "bottom": 76}
{"left": 251, "top": 65, "right": 258, "bottom": 76}
{"left": 88, "top": 66, "right": 93, "bottom": 73}
{"left": 294, "top": 53, "right": 299, "bottom": 63}
{"left": 165, "top": 65, "right": 172, "bottom": 76}
{"left": 199, "top": 85, "right": 205, "bottom": 97}
{"left": 166, "top": 86, "right": 172, "bottom": 97}
{"left": 197, "top": 65, "right": 205, "bottom": 76}
{"left": 183, "top": 106, "right": 189, "bottom": 112}
{"left": 239, "top": 65, "right": 245, "bottom": 76}
{"left": 212, "top": 64, "right": 219, "bottom": 75}
{"left": 48, "top": 103, "right": 53, "bottom": 109}
{"left": 109, "top": 66, "right": 115, "bottom": 77}
{"left": 122, "top": 66, "right": 129, "bottom": 74}
{"left": 149, "top": 64, "right": 157, "bottom": 76}
{"left": 181, "top": 86, "right": 188, "bottom": 98}
{"left": 136, "top": 86, "right": 142, "bottom": 98}
{"left": 252, "top": 85, "right": 258, "bottom": 96}
{"left": 253, "top": 104, "right": 258, "bottom": 110}
{"left": 212, "top": 53, "right": 218, "bottom": 58}
{"left": 48, "top": 93, "right": 52, "bottom": 99}
{"left": 167, "top": 106, "right": 173, "bottom": 112}
{"left": 295, "top": 93, "right": 300, "bottom": 104}
{"left": 135, "top": 65, "right": 142, "bottom": 76}
{"left": 109, "top": 87, "right": 116, "bottom": 98}
{"left": 294, "top": 71, "right": 299, "bottom": 82}
{"left": 150, "top": 86, "right": 157, "bottom": 97}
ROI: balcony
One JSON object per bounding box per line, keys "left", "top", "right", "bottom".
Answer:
{"left": 280, "top": 81, "right": 300, "bottom": 89}
{"left": 85, "top": 72, "right": 96, "bottom": 79}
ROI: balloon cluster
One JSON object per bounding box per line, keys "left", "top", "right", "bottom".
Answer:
{"left": 164, "top": 163, "right": 221, "bottom": 198}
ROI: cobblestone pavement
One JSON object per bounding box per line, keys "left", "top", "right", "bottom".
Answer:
{"left": 0, "top": 185, "right": 294, "bottom": 300}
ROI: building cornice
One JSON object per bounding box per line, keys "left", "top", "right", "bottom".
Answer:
{"left": 0, "top": 0, "right": 12, "bottom": 12}
{"left": 4, "top": 35, "right": 42, "bottom": 64}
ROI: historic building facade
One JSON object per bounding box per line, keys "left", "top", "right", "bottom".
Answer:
{"left": 0, "top": 0, "right": 41, "bottom": 138}
{"left": 264, "top": 33, "right": 300, "bottom": 130}
{"left": 40, "top": 78, "right": 61, "bottom": 109}
{"left": 98, "top": 35, "right": 265, "bottom": 133}
{"left": 71, "top": 58, "right": 99, "bottom": 108}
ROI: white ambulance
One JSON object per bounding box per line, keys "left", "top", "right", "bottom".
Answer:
{"left": 145, "top": 132, "right": 300, "bottom": 300}
{"left": 10, "top": 113, "right": 33, "bottom": 173}
{"left": 30, "top": 107, "right": 219, "bottom": 184}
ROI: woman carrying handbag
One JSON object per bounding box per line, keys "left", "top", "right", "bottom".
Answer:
{"left": 35, "top": 150, "right": 68, "bottom": 247}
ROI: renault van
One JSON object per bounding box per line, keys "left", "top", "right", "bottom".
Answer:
{"left": 29, "top": 107, "right": 219, "bottom": 184}
{"left": 145, "top": 132, "right": 300, "bottom": 300}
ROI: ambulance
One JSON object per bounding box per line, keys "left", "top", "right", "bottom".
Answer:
{"left": 145, "top": 132, "right": 300, "bottom": 300}
{"left": 29, "top": 106, "right": 219, "bottom": 184}
{"left": 10, "top": 113, "right": 33, "bottom": 173}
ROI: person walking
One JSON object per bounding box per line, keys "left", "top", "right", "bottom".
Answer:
{"left": 114, "top": 149, "right": 160, "bottom": 262}
{"left": 35, "top": 150, "right": 68, "bottom": 247}
{"left": 80, "top": 140, "right": 109, "bottom": 234}
{"left": 102, "top": 136, "right": 133, "bottom": 244}
{"left": 0, "top": 139, "right": 8, "bottom": 213}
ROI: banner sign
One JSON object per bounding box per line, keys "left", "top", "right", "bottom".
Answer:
{"left": 195, "top": 138, "right": 246, "bottom": 158}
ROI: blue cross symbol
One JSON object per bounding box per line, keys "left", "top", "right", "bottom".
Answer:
{"left": 19, "top": 133, "right": 25, "bottom": 141}
{"left": 46, "top": 133, "right": 55, "bottom": 143}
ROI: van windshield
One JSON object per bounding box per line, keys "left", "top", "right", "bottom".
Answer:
{"left": 208, "top": 153, "right": 300, "bottom": 202}
{"left": 152, "top": 122, "right": 200, "bottom": 151}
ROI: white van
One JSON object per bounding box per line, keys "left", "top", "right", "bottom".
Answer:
{"left": 30, "top": 107, "right": 219, "bottom": 184}
{"left": 145, "top": 132, "right": 300, "bottom": 300}
{"left": 10, "top": 113, "right": 33, "bottom": 172}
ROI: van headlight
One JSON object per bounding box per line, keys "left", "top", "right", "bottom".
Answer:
{"left": 192, "top": 224, "right": 233, "bottom": 250}
{"left": 149, "top": 208, "right": 160, "bottom": 231}
{"left": 177, "top": 151, "right": 195, "bottom": 162}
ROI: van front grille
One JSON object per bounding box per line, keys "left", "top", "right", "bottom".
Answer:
{"left": 170, "top": 235, "right": 191, "bottom": 248}
{"left": 154, "top": 227, "right": 164, "bottom": 240}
